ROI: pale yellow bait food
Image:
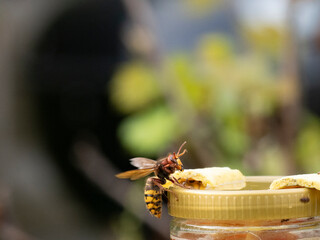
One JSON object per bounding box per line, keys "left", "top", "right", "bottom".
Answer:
{"left": 164, "top": 167, "right": 246, "bottom": 190}
{"left": 270, "top": 173, "right": 320, "bottom": 190}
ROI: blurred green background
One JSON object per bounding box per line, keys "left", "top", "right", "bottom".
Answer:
{"left": 1, "top": 0, "right": 320, "bottom": 239}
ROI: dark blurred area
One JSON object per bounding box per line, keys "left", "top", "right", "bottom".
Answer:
{"left": 31, "top": 0, "right": 127, "bottom": 215}
{"left": 1, "top": 0, "right": 320, "bottom": 239}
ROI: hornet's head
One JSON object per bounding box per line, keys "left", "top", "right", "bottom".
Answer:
{"left": 172, "top": 141, "right": 187, "bottom": 171}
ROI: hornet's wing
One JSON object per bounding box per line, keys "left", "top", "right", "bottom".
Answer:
{"left": 130, "top": 157, "right": 157, "bottom": 169}
{"left": 116, "top": 168, "right": 155, "bottom": 180}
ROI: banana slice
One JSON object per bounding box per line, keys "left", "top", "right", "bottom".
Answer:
{"left": 270, "top": 173, "right": 320, "bottom": 190}
{"left": 165, "top": 167, "right": 246, "bottom": 190}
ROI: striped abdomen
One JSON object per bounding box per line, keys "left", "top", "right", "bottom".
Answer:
{"left": 144, "top": 177, "right": 162, "bottom": 218}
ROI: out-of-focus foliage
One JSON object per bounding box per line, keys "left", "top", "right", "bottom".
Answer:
{"left": 183, "top": 0, "right": 222, "bottom": 16}
{"left": 118, "top": 104, "right": 182, "bottom": 157}
{"left": 111, "top": 183, "right": 144, "bottom": 240}
{"left": 109, "top": 61, "right": 161, "bottom": 114}
{"left": 295, "top": 115, "right": 320, "bottom": 173}
{"left": 259, "top": 143, "right": 287, "bottom": 176}
{"left": 243, "top": 26, "right": 285, "bottom": 56}
{"left": 109, "top": 30, "right": 318, "bottom": 175}
{"left": 112, "top": 211, "right": 143, "bottom": 240}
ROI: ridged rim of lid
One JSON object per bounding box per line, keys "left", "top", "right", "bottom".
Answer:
{"left": 168, "top": 176, "right": 320, "bottom": 220}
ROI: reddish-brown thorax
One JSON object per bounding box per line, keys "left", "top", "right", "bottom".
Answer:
{"left": 154, "top": 153, "right": 183, "bottom": 182}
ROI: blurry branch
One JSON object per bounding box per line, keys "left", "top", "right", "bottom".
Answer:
{"left": 0, "top": 223, "right": 36, "bottom": 240}
{"left": 72, "top": 141, "right": 169, "bottom": 238}
{"left": 231, "top": 1, "right": 301, "bottom": 174}
{"left": 121, "top": 0, "right": 220, "bottom": 167}
{"left": 0, "top": 189, "right": 36, "bottom": 240}
{"left": 277, "top": 0, "right": 302, "bottom": 174}
{"left": 121, "top": 0, "right": 159, "bottom": 63}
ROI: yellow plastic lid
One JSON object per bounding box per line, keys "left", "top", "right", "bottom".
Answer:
{"left": 168, "top": 176, "right": 320, "bottom": 220}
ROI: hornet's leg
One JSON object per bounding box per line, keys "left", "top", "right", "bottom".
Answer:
{"left": 168, "top": 176, "right": 191, "bottom": 189}
{"left": 151, "top": 177, "right": 166, "bottom": 194}
{"left": 152, "top": 178, "right": 179, "bottom": 200}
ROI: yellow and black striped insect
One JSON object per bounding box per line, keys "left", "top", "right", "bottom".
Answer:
{"left": 144, "top": 177, "right": 163, "bottom": 218}
{"left": 116, "top": 142, "right": 188, "bottom": 218}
